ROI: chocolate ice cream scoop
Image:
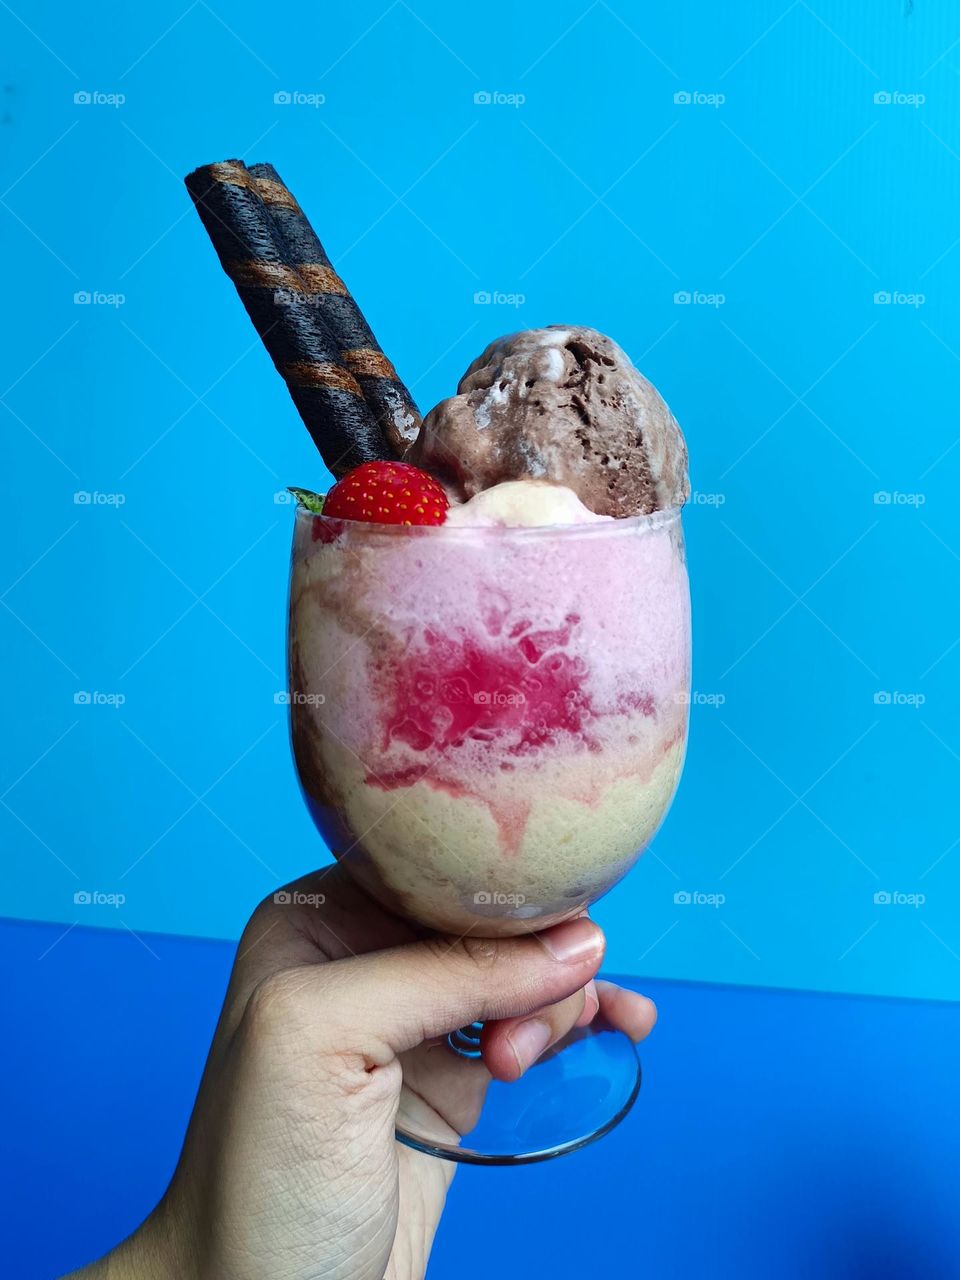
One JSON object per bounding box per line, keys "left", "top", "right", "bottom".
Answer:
{"left": 406, "top": 326, "right": 689, "bottom": 518}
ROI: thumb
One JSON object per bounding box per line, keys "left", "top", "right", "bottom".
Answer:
{"left": 312, "top": 917, "right": 605, "bottom": 1063}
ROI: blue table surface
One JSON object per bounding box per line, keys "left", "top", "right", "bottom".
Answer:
{"left": 3, "top": 917, "right": 959, "bottom": 1280}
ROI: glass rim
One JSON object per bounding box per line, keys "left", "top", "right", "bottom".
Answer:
{"left": 294, "top": 503, "right": 683, "bottom": 542}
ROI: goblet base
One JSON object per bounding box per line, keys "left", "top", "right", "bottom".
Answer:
{"left": 395, "top": 1018, "right": 641, "bottom": 1165}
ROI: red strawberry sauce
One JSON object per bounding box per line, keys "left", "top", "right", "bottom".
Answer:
{"left": 383, "top": 613, "right": 587, "bottom": 757}
{"left": 363, "top": 612, "right": 659, "bottom": 856}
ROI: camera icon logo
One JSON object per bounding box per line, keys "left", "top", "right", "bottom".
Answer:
{"left": 473, "top": 290, "right": 491, "bottom": 305}
{"left": 874, "top": 890, "right": 892, "bottom": 905}
{"left": 474, "top": 90, "right": 492, "bottom": 105}
{"left": 674, "top": 890, "right": 692, "bottom": 905}
{"left": 273, "top": 891, "right": 292, "bottom": 905}
{"left": 73, "top": 690, "right": 91, "bottom": 704}
{"left": 74, "top": 91, "right": 91, "bottom": 105}
{"left": 474, "top": 890, "right": 492, "bottom": 904}
{"left": 873, "top": 690, "right": 891, "bottom": 705}
{"left": 673, "top": 290, "right": 691, "bottom": 305}
{"left": 674, "top": 91, "right": 692, "bottom": 105}
{"left": 274, "top": 90, "right": 292, "bottom": 105}
{"left": 74, "top": 890, "right": 92, "bottom": 904}
{"left": 874, "top": 91, "right": 892, "bottom": 105}
{"left": 274, "top": 691, "right": 291, "bottom": 705}
{"left": 74, "top": 291, "right": 92, "bottom": 305}
{"left": 473, "top": 690, "right": 491, "bottom": 704}
{"left": 873, "top": 291, "right": 891, "bottom": 305}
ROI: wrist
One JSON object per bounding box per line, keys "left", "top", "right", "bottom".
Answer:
{"left": 65, "top": 1192, "right": 191, "bottom": 1280}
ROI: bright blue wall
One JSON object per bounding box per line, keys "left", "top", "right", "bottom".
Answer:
{"left": 2, "top": 0, "right": 958, "bottom": 1000}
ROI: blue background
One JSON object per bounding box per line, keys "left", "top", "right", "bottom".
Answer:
{"left": 6, "top": 918, "right": 960, "bottom": 1279}
{"left": 3, "top": 0, "right": 960, "bottom": 1001}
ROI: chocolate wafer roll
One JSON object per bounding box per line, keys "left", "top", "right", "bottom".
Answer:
{"left": 184, "top": 159, "right": 388, "bottom": 477}
{"left": 248, "top": 162, "right": 422, "bottom": 457}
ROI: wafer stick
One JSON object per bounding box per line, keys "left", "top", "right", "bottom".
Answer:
{"left": 184, "top": 159, "right": 388, "bottom": 477}
{"left": 248, "top": 162, "right": 422, "bottom": 457}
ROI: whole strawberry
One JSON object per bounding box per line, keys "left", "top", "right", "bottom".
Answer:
{"left": 323, "top": 461, "right": 449, "bottom": 526}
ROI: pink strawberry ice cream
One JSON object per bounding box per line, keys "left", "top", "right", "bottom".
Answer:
{"left": 288, "top": 480, "right": 689, "bottom": 935}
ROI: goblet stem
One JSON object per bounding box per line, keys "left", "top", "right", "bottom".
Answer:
{"left": 447, "top": 1022, "right": 484, "bottom": 1058}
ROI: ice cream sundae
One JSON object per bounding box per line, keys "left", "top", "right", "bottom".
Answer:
{"left": 185, "top": 160, "right": 690, "bottom": 940}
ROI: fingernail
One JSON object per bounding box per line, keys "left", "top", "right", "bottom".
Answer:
{"left": 574, "top": 979, "right": 600, "bottom": 1029}
{"left": 508, "top": 1018, "right": 552, "bottom": 1075}
{"left": 540, "top": 918, "right": 604, "bottom": 964}
{"left": 585, "top": 981, "right": 600, "bottom": 1019}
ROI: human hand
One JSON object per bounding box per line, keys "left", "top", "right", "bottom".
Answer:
{"left": 73, "top": 866, "right": 656, "bottom": 1280}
